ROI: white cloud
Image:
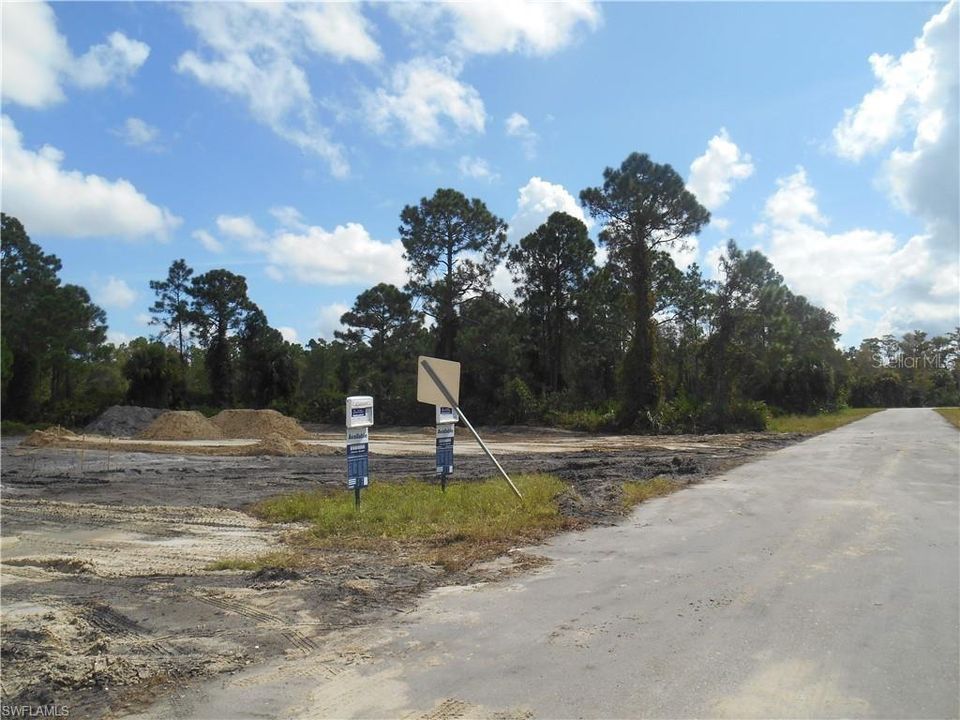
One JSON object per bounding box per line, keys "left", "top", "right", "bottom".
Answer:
{"left": 712, "top": 217, "right": 731, "bottom": 233}
{"left": 114, "top": 117, "right": 160, "bottom": 149}
{"left": 298, "top": 3, "right": 382, "bottom": 64}
{"left": 756, "top": 167, "right": 958, "bottom": 338}
{"left": 505, "top": 112, "right": 539, "bottom": 158}
{"left": 458, "top": 155, "right": 498, "bottom": 182}
{"left": 277, "top": 326, "right": 300, "bottom": 344}
{"left": 665, "top": 240, "right": 700, "bottom": 272}
{"left": 106, "top": 330, "right": 132, "bottom": 346}
{"left": 1, "top": 115, "right": 180, "bottom": 240}
{"left": 490, "top": 262, "right": 517, "bottom": 301}
{"left": 216, "top": 214, "right": 266, "bottom": 245}
{"left": 316, "top": 302, "right": 351, "bottom": 340}
{"left": 96, "top": 277, "right": 137, "bottom": 309}
{"left": 1, "top": 2, "right": 148, "bottom": 109}
{"left": 392, "top": 1, "right": 601, "bottom": 57}
{"left": 365, "top": 57, "right": 486, "bottom": 145}
{"left": 264, "top": 266, "right": 285, "bottom": 282}
{"left": 176, "top": 3, "right": 374, "bottom": 177}
{"left": 70, "top": 31, "right": 149, "bottom": 89}
{"left": 594, "top": 244, "right": 609, "bottom": 267}
{"left": 831, "top": 1, "right": 952, "bottom": 161}
{"left": 266, "top": 223, "right": 408, "bottom": 286}
{"left": 702, "top": 242, "right": 727, "bottom": 279}
{"left": 763, "top": 168, "right": 825, "bottom": 228}
{"left": 509, "top": 176, "right": 591, "bottom": 240}
{"left": 687, "top": 128, "right": 754, "bottom": 211}
{"left": 193, "top": 229, "right": 224, "bottom": 253}
{"left": 135, "top": 313, "right": 152, "bottom": 327}
{"left": 832, "top": 1, "right": 958, "bottom": 262}
{"left": 269, "top": 205, "right": 307, "bottom": 230}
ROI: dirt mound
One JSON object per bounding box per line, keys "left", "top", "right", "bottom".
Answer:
{"left": 211, "top": 409, "right": 309, "bottom": 440}
{"left": 84, "top": 405, "right": 163, "bottom": 437}
{"left": 135, "top": 411, "right": 225, "bottom": 441}
{"left": 238, "top": 432, "right": 306, "bottom": 457}
{"left": 20, "top": 427, "right": 79, "bottom": 447}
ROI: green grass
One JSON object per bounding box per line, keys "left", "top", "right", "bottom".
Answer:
{"left": 0, "top": 420, "right": 53, "bottom": 436}
{"left": 253, "top": 473, "right": 571, "bottom": 546}
{"left": 767, "top": 408, "right": 881, "bottom": 434}
{"left": 935, "top": 408, "right": 960, "bottom": 429}
{"left": 622, "top": 476, "right": 681, "bottom": 510}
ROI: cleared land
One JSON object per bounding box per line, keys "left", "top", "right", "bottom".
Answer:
{"left": 2, "top": 422, "right": 802, "bottom": 717}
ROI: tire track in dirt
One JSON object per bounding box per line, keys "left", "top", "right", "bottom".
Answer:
{"left": 191, "top": 591, "right": 318, "bottom": 654}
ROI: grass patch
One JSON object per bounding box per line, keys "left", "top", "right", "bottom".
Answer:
{"left": 1, "top": 420, "right": 53, "bottom": 436}
{"left": 935, "top": 408, "right": 960, "bottom": 429}
{"left": 247, "top": 474, "right": 572, "bottom": 571}
{"left": 767, "top": 408, "right": 880, "bottom": 434}
{"left": 254, "top": 473, "right": 569, "bottom": 542}
{"left": 622, "top": 476, "right": 681, "bottom": 510}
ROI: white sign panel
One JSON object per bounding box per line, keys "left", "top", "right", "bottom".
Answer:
{"left": 346, "top": 395, "right": 374, "bottom": 428}
{"left": 436, "top": 405, "right": 459, "bottom": 424}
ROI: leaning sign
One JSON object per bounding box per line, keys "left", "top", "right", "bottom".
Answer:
{"left": 416, "top": 356, "right": 522, "bottom": 499}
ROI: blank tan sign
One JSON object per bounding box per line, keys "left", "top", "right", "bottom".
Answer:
{"left": 417, "top": 356, "right": 461, "bottom": 406}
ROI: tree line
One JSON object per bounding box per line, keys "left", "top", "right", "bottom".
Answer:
{"left": 3, "top": 152, "right": 958, "bottom": 431}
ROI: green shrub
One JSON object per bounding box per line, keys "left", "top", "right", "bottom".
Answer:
{"left": 549, "top": 407, "right": 618, "bottom": 433}
{"left": 655, "top": 395, "right": 701, "bottom": 434}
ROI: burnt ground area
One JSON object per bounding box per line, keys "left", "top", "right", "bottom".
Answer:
{"left": 0, "top": 430, "right": 801, "bottom": 718}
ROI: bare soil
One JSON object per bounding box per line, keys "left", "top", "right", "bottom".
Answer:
{"left": 0, "top": 428, "right": 801, "bottom": 717}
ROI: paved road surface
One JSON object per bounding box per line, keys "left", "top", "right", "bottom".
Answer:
{"left": 136, "top": 408, "right": 959, "bottom": 719}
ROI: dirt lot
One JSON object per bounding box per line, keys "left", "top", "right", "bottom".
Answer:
{"left": 0, "top": 428, "right": 800, "bottom": 717}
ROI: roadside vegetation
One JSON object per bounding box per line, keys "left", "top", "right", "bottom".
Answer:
{"left": 621, "top": 477, "right": 681, "bottom": 509}
{"left": 935, "top": 408, "right": 960, "bottom": 429}
{"left": 213, "top": 472, "right": 704, "bottom": 572}
{"left": 236, "top": 474, "right": 573, "bottom": 570}
{"left": 768, "top": 408, "right": 882, "bottom": 434}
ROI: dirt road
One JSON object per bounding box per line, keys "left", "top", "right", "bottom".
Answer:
{"left": 122, "top": 409, "right": 959, "bottom": 719}
{"left": 0, "top": 429, "right": 793, "bottom": 717}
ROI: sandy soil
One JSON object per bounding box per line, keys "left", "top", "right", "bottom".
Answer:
{"left": 0, "top": 429, "right": 800, "bottom": 717}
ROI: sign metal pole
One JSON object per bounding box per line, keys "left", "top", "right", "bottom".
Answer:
{"left": 420, "top": 359, "right": 523, "bottom": 500}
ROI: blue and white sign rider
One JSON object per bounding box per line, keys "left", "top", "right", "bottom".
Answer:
{"left": 346, "top": 396, "right": 374, "bottom": 492}
{"left": 436, "top": 405, "right": 458, "bottom": 479}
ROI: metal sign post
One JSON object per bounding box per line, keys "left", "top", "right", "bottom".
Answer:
{"left": 346, "top": 396, "right": 374, "bottom": 508}
{"left": 418, "top": 358, "right": 522, "bottom": 500}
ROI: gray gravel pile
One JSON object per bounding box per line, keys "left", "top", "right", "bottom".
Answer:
{"left": 84, "top": 405, "right": 163, "bottom": 437}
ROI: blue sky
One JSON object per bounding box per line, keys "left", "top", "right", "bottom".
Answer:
{"left": 3, "top": 1, "right": 957, "bottom": 348}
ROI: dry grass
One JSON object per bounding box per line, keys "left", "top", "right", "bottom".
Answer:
{"left": 767, "top": 408, "right": 881, "bottom": 434}
{"left": 935, "top": 408, "right": 960, "bottom": 429}
{"left": 621, "top": 476, "right": 682, "bottom": 510}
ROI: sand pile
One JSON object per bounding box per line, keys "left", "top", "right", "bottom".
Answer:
{"left": 20, "top": 427, "right": 79, "bottom": 447}
{"left": 239, "top": 432, "right": 306, "bottom": 457}
{"left": 211, "top": 409, "right": 309, "bottom": 440}
{"left": 84, "top": 405, "right": 163, "bottom": 437}
{"left": 135, "top": 411, "right": 225, "bottom": 441}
